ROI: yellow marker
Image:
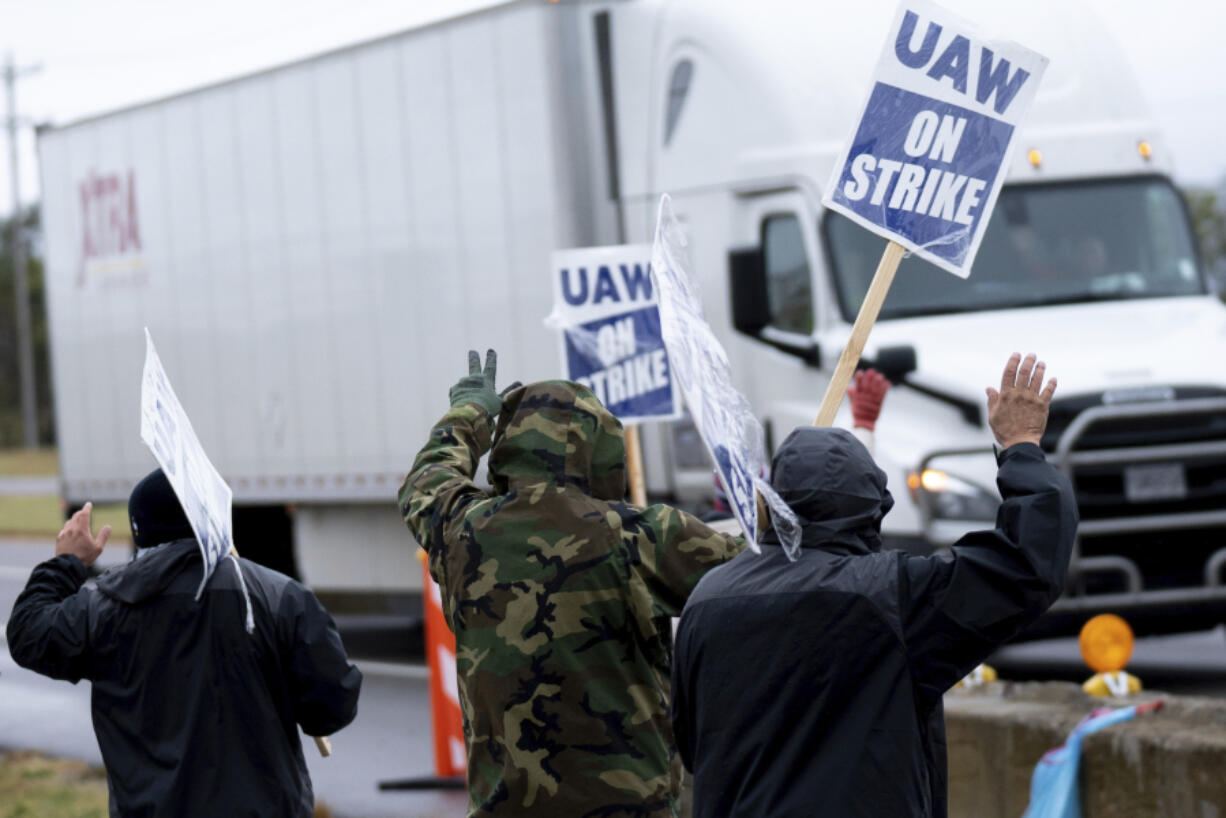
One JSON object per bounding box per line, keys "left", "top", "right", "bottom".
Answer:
{"left": 1083, "top": 671, "right": 1141, "bottom": 697}
{"left": 957, "top": 663, "right": 997, "bottom": 687}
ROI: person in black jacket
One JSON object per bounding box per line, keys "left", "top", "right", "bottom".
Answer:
{"left": 7, "top": 469, "right": 361, "bottom": 818}
{"left": 672, "top": 353, "right": 1077, "bottom": 818}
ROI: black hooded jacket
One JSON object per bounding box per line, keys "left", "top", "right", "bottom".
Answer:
{"left": 672, "top": 428, "right": 1077, "bottom": 818}
{"left": 7, "top": 539, "right": 361, "bottom": 818}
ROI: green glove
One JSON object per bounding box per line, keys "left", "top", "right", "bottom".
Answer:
{"left": 449, "top": 349, "right": 505, "bottom": 416}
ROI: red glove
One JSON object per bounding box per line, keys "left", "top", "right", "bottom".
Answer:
{"left": 847, "top": 368, "right": 890, "bottom": 431}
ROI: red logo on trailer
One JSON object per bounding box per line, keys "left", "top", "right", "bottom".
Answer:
{"left": 77, "top": 170, "right": 147, "bottom": 287}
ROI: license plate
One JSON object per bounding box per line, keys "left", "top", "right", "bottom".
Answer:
{"left": 1123, "top": 463, "right": 1187, "bottom": 503}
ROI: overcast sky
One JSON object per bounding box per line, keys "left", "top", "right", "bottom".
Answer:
{"left": 2, "top": 0, "right": 1224, "bottom": 217}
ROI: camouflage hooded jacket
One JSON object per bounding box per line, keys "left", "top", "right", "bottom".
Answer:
{"left": 400, "top": 381, "right": 744, "bottom": 817}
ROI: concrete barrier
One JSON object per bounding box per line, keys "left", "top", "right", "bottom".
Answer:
{"left": 945, "top": 681, "right": 1226, "bottom": 817}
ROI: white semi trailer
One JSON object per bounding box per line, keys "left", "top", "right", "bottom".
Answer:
{"left": 38, "top": 0, "right": 1226, "bottom": 634}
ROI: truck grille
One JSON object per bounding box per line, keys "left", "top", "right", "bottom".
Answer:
{"left": 1042, "top": 387, "right": 1226, "bottom": 451}
{"left": 1080, "top": 527, "right": 1224, "bottom": 593}
{"left": 1049, "top": 391, "right": 1226, "bottom": 595}
{"left": 1074, "top": 457, "right": 1226, "bottom": 520}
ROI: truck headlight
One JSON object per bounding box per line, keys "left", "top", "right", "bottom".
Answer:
{"left": 909, "top": 468, "right": 999, "bottom": 521}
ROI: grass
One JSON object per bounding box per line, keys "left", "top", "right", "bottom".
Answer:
{"left": 0, "top": 750, "right": 108, "bottom": 818}
{"left": 0, "top": 448, "right": 58, "bottom": 477}
{"left": 0, "top": 497, "right": 130, "bottom": 543}
{"left": 0, "top": 751, "right": 334, "bottom": 817}
{"left": 0, "top": 448, "right": 128, "bottom": 542}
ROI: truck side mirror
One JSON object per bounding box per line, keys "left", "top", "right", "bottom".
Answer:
{"left": 729, "top": 245, "right": 822, "bottom": 367}
{"left": 729, "top": 247, "right": 769, "bottom": 336}
{"left": 870, "top": 345, "right": 918, "bottom": 381}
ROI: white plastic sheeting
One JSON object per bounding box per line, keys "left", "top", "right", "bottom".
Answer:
{"left": 651, "top": 195, "right": 803, "bottom": 558}
{"left": 140, "top": 330, "right": 238, "bottom": 606}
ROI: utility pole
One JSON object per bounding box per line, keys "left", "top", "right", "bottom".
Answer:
{"left": 4, "top": 53, "right": 41, "bottom": 449}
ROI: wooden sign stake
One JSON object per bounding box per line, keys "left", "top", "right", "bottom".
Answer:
{"left": 313, "top": 734, "right": 333, "bottom": 757}
{"left": 814, "top": 240, "right": 906, "bottom": 427}
{"left": 625, "top": 424, "right": 648, "bottom": 507}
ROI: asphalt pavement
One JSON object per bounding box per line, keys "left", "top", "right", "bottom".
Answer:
{"left": 0, "top": 476, "right": 59, "bottom": 496}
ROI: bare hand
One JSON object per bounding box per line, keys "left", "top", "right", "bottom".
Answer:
{"left": 55, "top": 502, "right": 112, "bottom": 567}
{"left": 986, "top": 353, "right": 1057, "bottom": 449}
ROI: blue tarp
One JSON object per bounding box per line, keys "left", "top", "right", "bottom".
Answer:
{"left": 1022, "top": 704, "right": 1142, "bottom": 818}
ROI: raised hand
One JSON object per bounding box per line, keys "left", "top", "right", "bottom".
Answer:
{"left": 55, "top": 502, "right": 112, "bottom": 567}
{"left": 448, "top": 349, "right": 507, "bottom": 416}
{"left": 986, "top": 352, "right": 1057, "bottom": 450}
{"left": 847, "top": 368, "right": 890, "bottom": 431}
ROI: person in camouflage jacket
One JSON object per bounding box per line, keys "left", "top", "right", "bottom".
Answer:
{"left": 399, "top": 350, "right": 744, "bottom": 817}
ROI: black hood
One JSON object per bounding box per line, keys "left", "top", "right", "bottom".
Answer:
{"left": 129, "top": 469, "right": 195, "bottom": 550}
{"left": 95, "top": 538, "right": 201, "bottom": 605}
{"left": 762, "top": 427, "right": 894, "bottom": 555}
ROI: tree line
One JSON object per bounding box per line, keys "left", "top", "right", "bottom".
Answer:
{"left": 0, "top": 205, "right": 53, "bottom": 447}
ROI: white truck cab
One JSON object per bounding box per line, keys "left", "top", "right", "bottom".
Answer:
{"left": 615, "top": 0, "right": 1225, "bottom": 635}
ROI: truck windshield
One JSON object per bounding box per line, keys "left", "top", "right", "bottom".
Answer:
{"left": 823, "top": 177, "right": 1204, "bottom": 321}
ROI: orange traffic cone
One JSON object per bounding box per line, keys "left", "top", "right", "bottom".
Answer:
{"left": 378, "top": 552, "right": 466, "bottom": 793}
{"left": 421, "top": 551, "right": 467, "bottom": 777}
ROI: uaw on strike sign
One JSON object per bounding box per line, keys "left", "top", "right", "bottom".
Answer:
{"left": 550, "top": 244, "right": 680, "bottom": 423}
{"left": 823, "top": 0, "right": 1047, "bottom": 277}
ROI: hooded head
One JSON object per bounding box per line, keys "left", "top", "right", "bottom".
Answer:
{"left": 488, "top": 380, "right": 627, "bottom": 500}
{"left": 128, "top": 469, "right": 194, "bottom": 550}
{"left": 766, "top": 427, "right": 894, "bottom": 554}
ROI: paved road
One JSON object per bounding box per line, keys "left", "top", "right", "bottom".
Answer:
{"left": 0, "top": 539, "right": 465, "bottom": 817}
{"left": 0, "top": 476, "right": 59, "bottom": 496}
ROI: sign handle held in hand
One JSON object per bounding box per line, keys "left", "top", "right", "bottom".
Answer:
{"left": 814, "top": 241, "right": 905, "bottom": 427}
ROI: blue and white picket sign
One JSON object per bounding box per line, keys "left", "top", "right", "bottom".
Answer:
{"left": 823, "top": 0, "right": 1048, "bottom": 277}
{"left": 550, "top": 244, "right": 681, "bottom": 423}
{"left": 651, "top": 195, "right": 802, "bottom": 556}
{"left": 139, "top": 329, "right": 235, "bottom": 600}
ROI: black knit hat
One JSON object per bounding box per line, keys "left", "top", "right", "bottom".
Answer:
{"left": 128, "top": 469, "right": 194, "bottom": 550}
